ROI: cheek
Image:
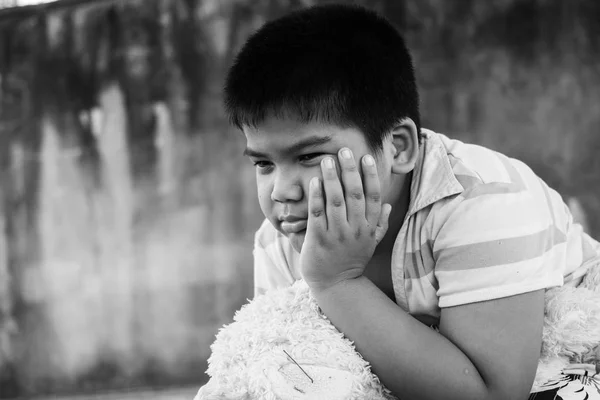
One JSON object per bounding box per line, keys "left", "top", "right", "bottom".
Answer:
{"left": 376, "top": 163, "right": 391, "bottom": 199}
{"left": 257, "top": 182, "right": 271, "bottom": 210}
{"left": 379, "top": 177, "right": 389, "bottom": 202}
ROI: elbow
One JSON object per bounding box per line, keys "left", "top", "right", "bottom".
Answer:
{"left": 484, "top": 378, "right": 534, "bottom": 400}
{"left": 491, "top": 383, "right": 535, "bottom": 400}
{"left": 453, "top": 371, "right": 533, "bottom": 400}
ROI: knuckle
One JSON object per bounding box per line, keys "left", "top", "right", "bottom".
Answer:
{"left": 368, "top": 193, "right": 382, "bottom": 202}
{"left": 345, "top": 163, "right": 358, "bottom": 172}
{"left": 311, "top": 208, "right": 324, "bottom": 218}
{"left": 349, "top": 189, "right": 364, "bottom": 201}
{"left": 331, "top": 198, "right": 345, "bottom": 208}
{"left": 353, "top": 228, "right": 362, "bottom": 240}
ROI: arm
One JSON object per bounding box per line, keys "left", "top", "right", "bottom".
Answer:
{"left": 301, "top": 149, "right": 548, "bottom": 400}
{"left": 312, "top": 277, "right": 545, "bottom": 400}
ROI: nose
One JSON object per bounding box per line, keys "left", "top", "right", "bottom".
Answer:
{"left": 271, "top": 168, "right": 303, "bottom": 203}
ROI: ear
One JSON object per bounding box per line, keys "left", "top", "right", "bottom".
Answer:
{"left": 390, "top": 118, "right": 419, "bottom": 174}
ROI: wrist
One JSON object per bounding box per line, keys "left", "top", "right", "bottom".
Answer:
{"left": 308, "top": 274, "right": 366, "bottom": 296}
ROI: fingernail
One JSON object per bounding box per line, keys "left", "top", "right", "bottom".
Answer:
{"left": 311, "top": 177, "right": 319, "bottom": 188}
{"left": 340, "top": 148, "right": 352, "bottom": 159}
{"left": 363, "top": 155, "right": 374, "bottom": 166}
{"left": 323, "top": 158, "right": 334, "bottom": 169}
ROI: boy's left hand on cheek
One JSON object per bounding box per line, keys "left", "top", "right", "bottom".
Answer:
{"left": 300, "top": 148, "right": 392, "bottom": 292}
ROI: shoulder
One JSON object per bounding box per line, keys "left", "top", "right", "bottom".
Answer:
{"left": 434, "top": 131, "right": 540, "bottom": 193}
{"left": 419, "top": 131, "right": 571, "bottom": 256}
{"left": 413, "top": 132, "right": 577, "bottom": 307}
{"left": 422, "top": 130, "right": 563, "bottom": 225}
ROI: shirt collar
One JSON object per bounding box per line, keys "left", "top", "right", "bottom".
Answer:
{"left": 406, "top": 129, "right": 464, "bottom": 217}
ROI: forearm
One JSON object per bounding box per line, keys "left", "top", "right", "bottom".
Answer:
{"left": 311, "top": 276, "right": 500, "bottom": 400}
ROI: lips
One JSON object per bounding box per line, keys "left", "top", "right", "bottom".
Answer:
{"left": 280, "top": 219, "right": 308, "bottom": 234}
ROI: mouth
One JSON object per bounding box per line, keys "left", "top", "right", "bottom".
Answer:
{"left": 280, "top": 219, "right": 308, "bottom": 234}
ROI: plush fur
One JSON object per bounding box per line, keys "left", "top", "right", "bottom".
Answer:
{"left": 195, "top": 280, "right": 395, "bottom": 400}
{"left": 196, "top": 264, "right": 600, "bottom": 399}
{"left": 532, "top": 262, "right": 600, "bottom": 390}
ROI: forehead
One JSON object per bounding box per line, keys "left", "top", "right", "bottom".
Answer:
{"left": 242, "top": 116, "right": 366, "bottom": 155}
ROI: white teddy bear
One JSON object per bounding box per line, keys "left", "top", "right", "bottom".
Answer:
{"left": 195, "top": 264, "right": 600, "bottom": 399}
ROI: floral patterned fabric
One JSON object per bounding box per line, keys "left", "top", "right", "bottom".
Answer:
{"left": 529, "top": 364, "right": 600, "bottom": 399}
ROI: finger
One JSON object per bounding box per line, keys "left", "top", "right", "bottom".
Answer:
{"left": 375, "top": 203, "right": 392, "bottom": 243}
{"left": 307, "top": 177, "right": 327, "bottom": 231}
{"left": 321, "top": 156, "right": 347, "bottom": 229}
{"left": 361, "top": 154, "right": 382, "bottom": 226}
{"left": 338, "top": 148, "right": 365, "bottom": 225}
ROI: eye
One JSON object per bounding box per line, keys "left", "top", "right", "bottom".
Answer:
{"left": 298, "top": 153, "right": 324, "bottom": 163}
{"left": 252, "top": 160, "right": 273, "bottom": 168}
{"left": 252, "top": 160, "right": 273, "bottom": 175}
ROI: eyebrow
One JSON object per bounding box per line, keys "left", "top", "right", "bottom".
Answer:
{"left": 243, "top": 135, "right": 333, "bottom": 158}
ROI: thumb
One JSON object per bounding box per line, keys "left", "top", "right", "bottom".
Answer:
{"left": 375, "top": 204, "right": 392, "bottom": 244}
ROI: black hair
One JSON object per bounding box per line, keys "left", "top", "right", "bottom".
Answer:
{"left": 224, "top": 3, "right": 421, "bottom": 155}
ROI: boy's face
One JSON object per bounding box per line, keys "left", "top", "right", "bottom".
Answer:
{"left": 243, "top": 116, "right": 399, "bottom": 253}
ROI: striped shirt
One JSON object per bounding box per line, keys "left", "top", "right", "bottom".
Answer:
{"left": 252, "top": 129, "right": 600, "bottom": 325}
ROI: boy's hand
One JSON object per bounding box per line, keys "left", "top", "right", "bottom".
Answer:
{"left": 300, "top": 148, "right": 392, "bottom": 292}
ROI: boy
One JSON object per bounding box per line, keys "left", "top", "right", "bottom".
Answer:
{"left": 224, "top": 4, "right": 600, "bottom": 399}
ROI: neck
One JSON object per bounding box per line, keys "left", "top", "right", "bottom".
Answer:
{"left": 374, "top": 171, "right": 412, "bottom": 256}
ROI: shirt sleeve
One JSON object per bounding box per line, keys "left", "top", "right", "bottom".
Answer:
{"left": 433, "top": 180, "right": 567, "bottom": 308}
{"left": 253, "top": 219, "right": 296, "bottom": 298}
